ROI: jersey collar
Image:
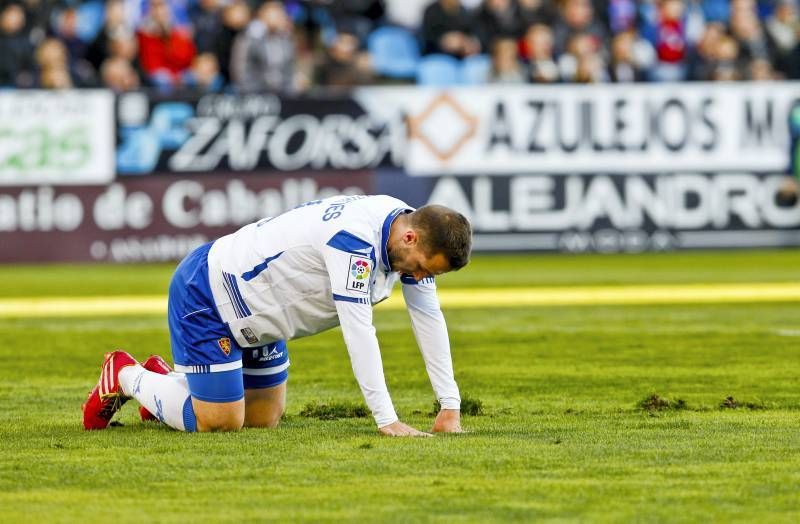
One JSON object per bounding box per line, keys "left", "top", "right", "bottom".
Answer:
{"left": 380, "top": 207, "right": 412, "bottom": 272}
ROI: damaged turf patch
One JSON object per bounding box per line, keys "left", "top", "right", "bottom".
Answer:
{"left": 719, "top": 396, "right": 765, "bottom": 410}
{"left": 432, "top": 393, "right": 484, "bottom": 416}
{"left": 637, "top": 394, "right": 687, "bottom": 413}
{"left": 299, "top": 401, "right": 369, "bottom": 420}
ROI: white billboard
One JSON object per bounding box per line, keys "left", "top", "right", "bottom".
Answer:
{"left": 356, "top": 83, "right": 799, "bottom": 176}
{"left": 0, "top": 90, "right": 115, "bottom": 186}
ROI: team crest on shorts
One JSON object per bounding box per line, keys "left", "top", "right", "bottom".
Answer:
{"left": 346, "top": 255, "right": 371, "bottom": 294}
{"left": 218, "top": 337, "right": 231, "bottom": 356}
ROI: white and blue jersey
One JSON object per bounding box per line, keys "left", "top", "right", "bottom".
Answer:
{"left": 168, "top": 195, "right": 460, "bottom": 427}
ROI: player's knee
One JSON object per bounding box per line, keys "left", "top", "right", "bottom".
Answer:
{"left": 196, "top": 411, "right": 245, "bottom": 432}
{"left": 243, "top": 380, "right": 287, "bottom": 429}
{"left": 246, "top": 406, "right": 283, "bottom": 428}
{"left": 192, "top": 398, "right": 245, "bottom": 432}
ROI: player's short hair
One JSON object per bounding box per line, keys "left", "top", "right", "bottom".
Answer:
{"left": 410, "top": 205, "right": 472, "bottom": 270}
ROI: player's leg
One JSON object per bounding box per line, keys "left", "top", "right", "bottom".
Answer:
{"left": 244, "top": 383, "right": 286, "bottom": 428}
{"left": 82, "top": 348, "right": 202, "bottom": 431}
{"left": 139, "top": 355, "right": 174, "bottom": 422}
{"left": 242, "top": 340, "right": 289, "bottom": 428}
{"left": 184, "top": 370, "right": 245, "bottom": 431}
{"left": 115, "top": 318, "right": 246, "bottom": 431}
{"left": 115, "top": 361, "right": 245, "bottom": 432}
{"left": 117, "top": 359, "right": 198, "bottom": 431}
{"left": 118, "top": 241, "right": 243, "bottom": 432}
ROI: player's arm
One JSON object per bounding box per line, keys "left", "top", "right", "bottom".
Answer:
{"left": 322, "top": 235, "right": 430, "bottom": 436}
{"left": 333, "top": 300, "right": 430, "bottom": 436}
{"left": 401, "top": 276, "right": 463, "bottom": 433}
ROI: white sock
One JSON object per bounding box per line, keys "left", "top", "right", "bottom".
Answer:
{"left": 119, "top": 365, "right": 197, "bottom": 432}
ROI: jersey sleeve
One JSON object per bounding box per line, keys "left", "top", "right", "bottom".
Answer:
{"left": 333, "top": 300, "right": 398, "bottom": 427}
{"left": 400, "top": 275, "right": 461, "bottom": 410}
{"left": 322, "top": 230, "right": 398, "bottom": 427}
{"left": 323, "top": 230, "right": 377, "bottom": 302}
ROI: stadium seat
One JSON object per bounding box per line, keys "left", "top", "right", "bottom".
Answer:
{"left": 367, "top": 26, "right": 420, "bottom": 79}
{"left": 461, "top": 54, "right": 491, "bottom": 84}
{"left": 416, "top": 54, "right": 462, "bottom": 86}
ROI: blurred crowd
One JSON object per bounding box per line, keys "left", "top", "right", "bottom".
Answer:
{"left": 1, "top": 0, "right": 799, "bottom": 93}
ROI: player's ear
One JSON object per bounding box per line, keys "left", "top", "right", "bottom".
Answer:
{"left": 403, "top": 228, "right": 418, "bottom": 246}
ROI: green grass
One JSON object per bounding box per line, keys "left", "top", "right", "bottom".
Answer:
{"left": 2, "top": 249, "right": 800, "bottom": 297}
{"left": 1, "top": 251, "right": 799, "bottom": 522}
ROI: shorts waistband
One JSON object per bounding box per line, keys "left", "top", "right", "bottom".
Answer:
{"left": 174, "top": 361, "right": 242, "bottom": 374}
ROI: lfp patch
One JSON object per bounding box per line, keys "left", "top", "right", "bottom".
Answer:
{"left": 346, "top": 256, "right": 371, "bottom": 294}
{"left": 218, "top": 337, "right": 232, "bottom": 356}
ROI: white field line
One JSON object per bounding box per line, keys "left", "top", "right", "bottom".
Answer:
{"left": 0, "top": 283, "right": 798, "bottom": 318}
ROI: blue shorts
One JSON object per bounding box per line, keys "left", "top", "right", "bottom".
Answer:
{"left": 168, "top": 242, "right": 289, "bottom": 403}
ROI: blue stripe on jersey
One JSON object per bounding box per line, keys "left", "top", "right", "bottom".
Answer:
{"left": 327, "top": 230, "right": 372, "bottom": 255}
{"left": 220, "top": 272, "right": 242, "bottom": 318}
{"left": 332, "top": 293, "right": 370, "bottom": 305}
{"left": 400, "top": 275, "right": 435, "bottom": 285}
{"left": 380, "top": 207, "right": 412, "bottom": 271}
{"left": 227, "top": 272, "right": 251, "bottom": 317}
{"left": 223, "top": 272, "right": 251, "bottom": 318}
{"left": 241, "top": 251, "right": 284, "bottom": 282}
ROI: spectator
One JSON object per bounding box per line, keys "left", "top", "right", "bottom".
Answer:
{"left": 420, "top": 0, "right": 481, "bottom": 57}
{"left": 608, "top": 29, "right": 654, "bottom": 82}
{"left": 20, "top": 0, "right": 53, "bottom": 44}
{"left": 559, "top": 31, "right": 608, "bottom": 82}
{"left": 489, "top": 37, "right": 526, "bottom": 83}
{"left": 475, "top": 0, "right": 524, "bottom": 52}
{"left": 52, "top": 7, "right": 87, "bottom": 62}
{"left": 647, "top": 0, "right": 690, "bottom": 81}
{"left": 86, "top": 0, "right": 131, "bottom": 72}
{"left": 100, "top": 55, "right": 141, "bottom": 92}
{"left": 608, "top": 0, "right": 638, "bottom": 33}
{"left": 39, "top": 63, "right": 72, "bottom": 88}
{"left": 688, "top": 20, "right": 725, "bottom": 80}
{"left": 316, "top": 31, "right": 373, "bottom": 89}
{"left": 518, "top": 0, "right": 557, "bottom": 26}
{"left": 137, "top": 0, "right": 197, "bottom": 91}
{"left": 326, "top": 0, "right": 385, "bottom": 43}
{"left": 709, "top": 34, "right": 742, "bottom": 80}
{"left": 551, "top": 0, "right": 608, "bottom": 56}
{"left": 191, "top": 0, "right": 224, "bottom": 54}
{"left": 183, "top": 52, "right": 224, "bottom": 92}
{"left": 730, "top": 4, "right": 771, "bottom": 61}
{"left": 216, "top": 0, "right": 251, "bottom": 83}
{"left": 231, "top": 1, "right": 299, "bottom": 93}
{"left": 765, "top": 0, "right": 800, "bottom": 77}
{"left": 747, "top": 56, "right": 776, "bottom": 79}
{"left": 51, "top": 6, "right": 96, "bottom": 86}
{"left": 521, "top": 23, "right": 559, "bottom": 83}
{"left": 0, "top": 0, "right": 797, "bottom": 89}
{"left": 0, "top": 2, "right": 34, "bottom": 87}
{"left": 35, "top": 37, "right": 73, "bottom": 88}
{"left": 107, "top": 34, "right": 145, "bottom": 85}
{"left": 125, "top": 0, "right": 190, "bottom": 32}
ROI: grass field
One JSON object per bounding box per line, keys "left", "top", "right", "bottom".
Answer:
{"left": 0, "top": 250, "right": 799, "bottom": 522}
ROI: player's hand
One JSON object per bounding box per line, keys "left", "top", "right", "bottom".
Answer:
{"left": 378, "top": 420, "right": 433, "bottom": 437}
{"left": 432, "top": 409, "right": 463, "bottom": 434}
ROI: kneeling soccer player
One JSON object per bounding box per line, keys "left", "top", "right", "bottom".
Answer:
{"left": 82, "top": 195, "right": 471, "bottom": 436}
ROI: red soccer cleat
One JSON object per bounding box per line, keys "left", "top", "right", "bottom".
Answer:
{"left": 139, "top": 355, "right": 173, "bottom": 422}
{"left": 82, "top": 350, "right": 138, "bottom": 430}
